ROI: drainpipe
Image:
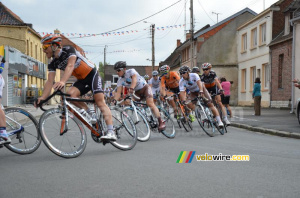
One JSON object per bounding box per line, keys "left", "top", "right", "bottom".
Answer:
{"left": 290, "top": 20, "right": 296, "bottom": 114}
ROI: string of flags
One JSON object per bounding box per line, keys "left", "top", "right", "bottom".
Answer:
{"left": 84, "top": 49, "right": 142, "bottom": 54}
{"left": 37, "top": 24, "right": 185, "bottom": 38}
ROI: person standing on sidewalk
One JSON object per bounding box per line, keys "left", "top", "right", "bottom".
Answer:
{"left": 220, "top": 77, "right": 232, "bottom": 118}
{"left": 0, "top": 57, "right": 11, "bottom": 145}
{"left": 253, "top": 77, "right": 262, "bottom": 116}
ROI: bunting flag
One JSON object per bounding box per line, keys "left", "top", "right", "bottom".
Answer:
{"left": 84, "top": 49, "right": 142, "bottom": 54}
{"left": 37, "top": 24, "right": 185, "bottom": 38}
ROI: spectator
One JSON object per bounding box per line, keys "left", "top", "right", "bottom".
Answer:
{"left": 252, "top": 77, "right": 262, "bottom": 116}
{"left": 220, "top": 77, "right": 232, "bottom": 118}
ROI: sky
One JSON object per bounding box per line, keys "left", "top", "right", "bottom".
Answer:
{"left": 1, "top": 0, "right": 279, "bottom": 66}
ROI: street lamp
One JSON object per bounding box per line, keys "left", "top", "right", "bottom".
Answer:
{"left": 144, "top": 21, "right": 155, "bottom": 71}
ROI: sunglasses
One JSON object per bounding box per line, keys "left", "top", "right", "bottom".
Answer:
{"left": 42, "top": 44, "right": 51, "bottom": 50}
{"left": 116, "top": 68, "right": 124, "bottom": 72}
{"left": 202, "top": 68, "right": 209, "bottom": 71}
{"left": 180, "top": 71, "right": 187, "bottom": 75}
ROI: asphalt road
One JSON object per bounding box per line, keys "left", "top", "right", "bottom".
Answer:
{"left": 0, "top": 124, "right": 299, "bottom": 198}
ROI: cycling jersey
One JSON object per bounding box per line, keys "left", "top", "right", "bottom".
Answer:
{"left": 161, "top": 71, "right": 180, "bottom": 89}
{"left": 48, "top": 45, "right": 95, "bottom": 80}
{"left": 200, "top": 70, "right": 217, "bottom": 88}
{"left": 116, "top": 69, "right": 147, "bottom": 91}
{"left": 179, "top": 73, "right": 201, "bottom": 92}
{"left": 148, "top": 77, "right": 160, "bottom": 89}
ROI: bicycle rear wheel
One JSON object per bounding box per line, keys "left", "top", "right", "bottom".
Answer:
{"left": 4, "top": 107, "right": 41, "bottom": 154}
{"left": 104, "top": 107, "right": 137, "bottom": 150}
{"left": 159, "top": 107, "right": 176, "bottom": 138}
{"left": 122, "top": 106, "right": 150, "bottom": 142}
{"left": 195, "top": 106, "right": 215, "bottom": 137}
{"left": 39, "top": 108, "right": 87, "bottom": 158}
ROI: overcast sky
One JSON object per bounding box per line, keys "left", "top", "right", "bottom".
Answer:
{"left": 1, "top": 0, "right": 279, "bottom": 66}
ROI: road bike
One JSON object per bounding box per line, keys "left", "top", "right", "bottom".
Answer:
{"left": 166, "top": 93, "right": 193, "bottom": 132}
{"left": 120, "top": 94, "right": 176, "bottom": 139}
{"left": 0, "top": 105, "right": 41, "bottom": 154}
{"left": 37, "top": 90, "right": 137, "bottom": 158}
{"left": 190, "top": 96, "right": 216, "bottom": 137}
{"left": 211, "top": 93, "right": 227, "bottom": 135}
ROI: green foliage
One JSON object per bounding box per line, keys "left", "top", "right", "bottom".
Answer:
{"left": 98, "top": 62, "right": 104, "bottom": 80}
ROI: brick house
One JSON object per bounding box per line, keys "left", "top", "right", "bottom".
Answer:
{"left": 104, "top": 65, "right": 158, "bottom": 89}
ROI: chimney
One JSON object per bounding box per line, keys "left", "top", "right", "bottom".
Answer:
{"left": 177, "top": 39, "right": 181, "bottom": 47}
{"left": 186, "top": 32, "right": 191, "bottom": 41}
{"left": 54, "top": 29, "right": 61, "bottom": 34}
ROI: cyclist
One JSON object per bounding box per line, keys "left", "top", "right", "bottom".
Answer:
{"left": 148, "top": 70, "right": 160, "bottom": 103}
{"left": 144, "top": 75, "right": 149, "bottom": 83}
{"left": 191, "top": 66, "right": 201, "bottom": 76}
{"left": 0, "top": 57, "right": 11, "bottom": 145}
{"left": 35, "top": 34, "right": 117, "bottom": 141}
{"left": 112, "top": 61, "right": 165, "bottom": 131}
{"left": 200, "top": 63, "right": 230, "bottom": 125}
{"left": 178, "top": 65, "right": 223, "bottom": 127}
{"left": 159, "top": 65, "right": 181, "bottom": 118}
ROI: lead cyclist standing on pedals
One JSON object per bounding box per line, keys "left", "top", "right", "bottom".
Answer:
{"left": 112, "top": 61, "right": 166, "bottom": 131}
{"left": 35, "top": 34, "right": 116, "bottom": 141}
{"left": 200, "top": 63, "right": 230, "bottom": 126}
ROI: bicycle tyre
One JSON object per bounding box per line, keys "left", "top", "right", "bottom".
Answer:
{"left": 177, "top": 102, "right": 192, "bottom": 132}
{"left": 158, "top": 107, "right": 176, "bottom": 138}
{"left": 195, "top": 106, "right": 215, "bottom": 137}
{"left": 39, "top": 108, "right": 87, "bottom": 158}
{"left": 4, "top": 107, "right": 41, "bottom": 154}
{"left": 215, "top": 104, "right": 225, "bottom": 135}
{"left": 122, "top": 106, "right": 150, "bottom": 142}
{"left": 104, "top": 107, "right": 137, "bottom": 151}
{"left": 199, "top": 106, "right": 216, "bottom": 136}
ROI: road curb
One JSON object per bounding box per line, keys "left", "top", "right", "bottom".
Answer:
{"left": 231, "top": 123, "right": 300, "bottom": 139}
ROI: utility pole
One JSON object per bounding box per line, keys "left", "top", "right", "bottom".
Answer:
{"left": 190, "top": 0, "right": 194, "bottom": 68}
{"left": 104, "top": 45, "right": 107, "bottom": 66}
{"left": 212, "top": 11, "right": 221, "bottom": 23}
{"left": 151, "top": 24, "right": 155, "bottom": 71}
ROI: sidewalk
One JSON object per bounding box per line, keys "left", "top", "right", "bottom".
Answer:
{"left": 8, "top": 104, "right": 300, "bottom": 139}
{"left": 229, "top": 106, "right": 300, "bottom": 139}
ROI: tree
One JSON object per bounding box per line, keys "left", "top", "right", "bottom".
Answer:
{"left": 98, "top": 61, "right": 104, "bottom": 80}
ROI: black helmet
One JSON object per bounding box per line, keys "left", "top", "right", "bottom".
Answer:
{"left": 114, "top": 61, "right": 126, "bottom": 70}
{"left": 179, "top": 65, "right": 190, "bottom": 74}
{"left": 191, "top": 67, "right": 200, "bottom": 73}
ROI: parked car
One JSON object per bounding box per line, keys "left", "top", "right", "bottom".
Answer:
{"left": 296, "top": 98, "right": 300, "bottom": 124}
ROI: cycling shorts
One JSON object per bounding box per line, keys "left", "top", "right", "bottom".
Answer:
{"left": 72, "top": 68, "right": 103, "bottom": 96}
{"left": 134, "top": 84, "right": 153, "bottom": 101}
{"left": 206, "top": 85, "right": 219, "bottom": 96}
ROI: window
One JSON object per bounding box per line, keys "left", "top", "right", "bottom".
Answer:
{"left": 260, "top": 23, "right": 266, "bottom": 45}
{"left": 112, "top": 75, "right": 119, "bottom": 85}
{"left": 241, "top": 33, "right": 247, "bottom": 52}
{"left": 251, "top": 28, "right": 257, "bottom": 48}
{"left": 262, "top": 63, "right": 269, "bottom": 89}
{"left": 241, "top": 69, "right": 247, "bottom": 92}
{"left": 278, "top": 54, "right": 284, "bottom": 89}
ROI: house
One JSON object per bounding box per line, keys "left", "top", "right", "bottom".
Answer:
{"left": 237, "top": 0, "right": 294, "bottom": 107}
{"left": 104, "top": 65, "right": 159, "bottom": 89}
{"left": 0, "top": 2, "right": 51, "bottom": 106}
{"left": 161, "top": 8, "right": 257, "bottom": 105}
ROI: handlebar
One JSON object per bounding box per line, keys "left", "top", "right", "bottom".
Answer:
{"left": 36, "top": 89, "right": 71, "bottom": 111}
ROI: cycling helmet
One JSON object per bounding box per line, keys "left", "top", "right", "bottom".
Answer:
{"left": 179, "top": 65, "right": 191, "bottom": 74}
{"left": 160, "top": 65, "right": 170, "bottom": 74}
{"left": 201, "top": 62, "right": 212, "bottom": 69}
{"left": 191, "top": 67, "right": 200, "bottom": 73}
{"left": 41, "top": 34, "right": 62, "bottom": 46}
{"left": 114, "top": 61, "right": 126, "bottom": 70}
{"left": 152, "top": 71, "right": 159, "bottom": 76}
{"left": 144, "top": 75, "right": 149, "bottom": 80}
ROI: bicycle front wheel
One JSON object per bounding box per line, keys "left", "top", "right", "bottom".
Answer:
{"left": 4, "top": 107, "right": 41, "bottom": 154}
{"left": 122, "top": 106, "right": 151, "bottom": 142}
{"left": 104, "top": 107, "right": 137, "bottom": 150}
{"left": 159, "top": 107, "right": 176, "bottom": 138}
{"left": 195, "top": 106, "right": 215, "bottom": 137}
{"left": 39, "top": 108, "right": 87, "bottom": 158}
